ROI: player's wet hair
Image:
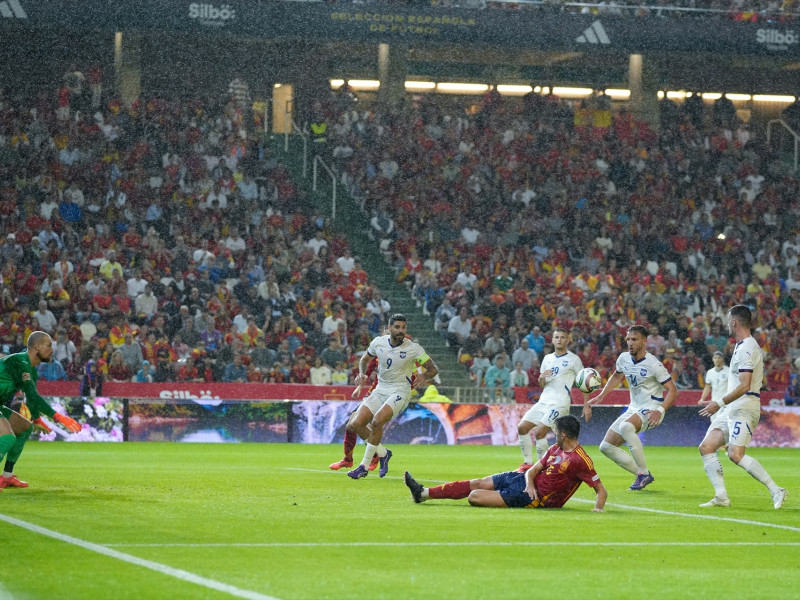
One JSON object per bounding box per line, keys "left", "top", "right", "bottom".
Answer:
{"left": 389, "top": 314, "right": 407, "bottom": 326}
{"left": 554, "top": 414, "right": 580, "bottom": 440}
{"left": 27, "top": 331, "right": 50, "bottom": 350}
{"left": 552, "top": 327, "right": 568, "bottom": 335}
{"left": 627, "top": 325, "right": 648, "bottom": 339}
{"left": 729, "top": 304, "right": 752, "bottom": 328}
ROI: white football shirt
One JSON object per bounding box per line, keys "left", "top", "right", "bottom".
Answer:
{"left": 539, "top": 351, "right": 584, "bottom": 404}
{"left": 727, "top": 336, "right": 763, "bottom": 411}
{"left": 705, "top": 366, "right": 730, "bottom": 405}
{"left": 367, "top": 335, "right": 430, "bottom": 396}
{"left": 615, "top": 352, "right": 671, "bottom": 408}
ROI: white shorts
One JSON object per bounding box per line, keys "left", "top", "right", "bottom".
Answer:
{"left": 521, "top": 401, "right": 570, "bottom": 430}
{"left": 610, "top": 403, "right": 665, "bottom": 435}
{"left": 359, "top": 390, "right": 409, "bottom": 419}
{"left": 708, "top": 405, "right": 760, "bottom": 447}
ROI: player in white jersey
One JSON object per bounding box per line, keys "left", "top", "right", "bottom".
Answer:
{"left": 586, "top": 325, "right": 677, "bottom": 491}
{"left": 698, "top": 305, "right": 787, "bottom": 509}
{"left": 698, "top": 351, "right": 730, "bottom": 427}
{"left": 514, "top": 328, "right": 589, "bottom": 472}
{"left": 347, "top": 314, "right": 438, "bottom": 480}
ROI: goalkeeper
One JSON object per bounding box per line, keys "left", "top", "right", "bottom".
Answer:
{"left": 0, "top": 331, "right": 81, "bottom": 490}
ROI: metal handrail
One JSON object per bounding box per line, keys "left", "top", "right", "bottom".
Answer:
{"left": 767, "top": 119, "right": 800, "bottom": 171}
{"left": 284, "top": 97, "right": 296, "bottom": 152}
{"left": 312, "top": 155, "right": 338, "bottom": 220}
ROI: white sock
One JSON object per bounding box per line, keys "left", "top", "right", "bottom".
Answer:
{"left": 701, "top": 453, "right": 728, "bottom": 499}
{"left": 599, "top": 440, "right": 639, "bottom": 475}
{"left": 535, "top": 438, "right": 549, "bottom": 461}
{"left": 619, "top": 421, "right": 648, "bottom": 474}
{"left": 421, "top": 488, "right": 430, "bottom": 500}
{"left": 375, "top": 444, "right": 388, "bottom": 458}
{"left": 361, "top": 443, "right": 378, "bottom": 468}
{"left": 519, "top": 433, "right": 533, "bottom": 464}
{"left": 738, "top": 454, "right": 780, "bottom": 494}
{"left": 1, "top": 471, "right": 11, "bottom": 478}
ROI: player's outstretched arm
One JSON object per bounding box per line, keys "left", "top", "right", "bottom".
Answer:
{"left": 588, "top": 371, "right": 624, "bottom": 406}
{"left": 413, "top": 358, "right": 439, "bottom": 389}
{"left": 592, "top": 482, "right": 608, "bottom": 513}
{"left": 580, "top": 391, "right": 592, "bottom": 422}
{"left": 54, "top": 413, "right": 81, "bottom": 433}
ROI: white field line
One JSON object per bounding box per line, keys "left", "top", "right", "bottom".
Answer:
{"left": 288, "top": 467, "right": 800, "bottom": 534}
{"left": 0, "top": 513, "right": 282, "bottom": 600}
{"left": 107, "top": 541, "right": 800, "bottom": 548}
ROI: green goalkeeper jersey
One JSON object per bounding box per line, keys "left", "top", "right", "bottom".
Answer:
{"left": 0, "top": 351, "right": 55, "bottom": 420}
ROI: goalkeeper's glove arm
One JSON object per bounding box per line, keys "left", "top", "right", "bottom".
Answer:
{"left": 54, "top": 413, "right": 81, "bottom": 433}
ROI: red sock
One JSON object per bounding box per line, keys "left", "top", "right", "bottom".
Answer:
{"left": 428, "top": 480, "right": 472, "bottom": 500}
{"left": 343, "top": 430, "right": 357, "bottom": 460}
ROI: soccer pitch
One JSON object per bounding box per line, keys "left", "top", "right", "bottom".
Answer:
{"left": 1, "top": 442, "right": 797, "bottom": 600}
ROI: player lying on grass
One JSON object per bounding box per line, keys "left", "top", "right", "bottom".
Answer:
{"left": 404, "top": 415, "right": 606, "bottom": 511}
{"left": 0, "top": 331, "right": 81, "bottom": 490}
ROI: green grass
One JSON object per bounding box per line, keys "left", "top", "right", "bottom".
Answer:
{"left": 1, "top": 443, "right": 798, "bottom": 600}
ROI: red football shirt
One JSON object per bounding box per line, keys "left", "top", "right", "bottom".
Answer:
{"left": 533, "top": 444, "right": 600, "bottom": 508}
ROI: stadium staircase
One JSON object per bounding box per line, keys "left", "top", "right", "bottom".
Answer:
{"left": 273, "top": 135, "right": 471, "bottom": 390}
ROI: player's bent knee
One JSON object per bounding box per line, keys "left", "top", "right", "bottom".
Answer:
{"left": 618, "top": 421, "right": 636, "bottom": 437}
{"left": 599, "top": 440, "right": 615, "bottom": 456}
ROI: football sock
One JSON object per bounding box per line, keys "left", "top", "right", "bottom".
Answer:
{"left": 519, "top": 432, "right": 533, "bottom": 464}
{"left": 701, "top": 453, "right": 728, "bottom": 499}
{"left": 343, "top": 429, "right": 357, "bottom": 460}
{"left": 535, "top": 438, "right": 549, "bottom": 461}
{"left": 428, "top": 480, "right": 471, "bottom": 500}
{"left": 599, "top": 440, "right": 638, "bottom": 475}
{"left": 3, "top": 459, "right": 15, "bottom": 477}
{"left": 375, "top": 444, "right": 388, "bottom": 458}
{"left": 618, "top": 421, "right": 648, "bottom": 474}
{"left": 737, "top": 454, "right": 780, "bottom": 494}
{"left": 0, "top": 434, "right": 15, "bottom": 462}
{"left": 361, "top": 444, "right": 378, "bottom": 468}
{"left": 5, "top": 428, "right": 30, "bottom": 464}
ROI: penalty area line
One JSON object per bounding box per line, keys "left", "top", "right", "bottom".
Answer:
{"left": 106, "top": 541, "right": 800, "bottom": 548}
{"left": 0, "top": 513, "right": 282, "bottom": 600}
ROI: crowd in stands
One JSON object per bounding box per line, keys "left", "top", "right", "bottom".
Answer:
{"left": 0, "top": 67, "right": 396, "bottom": 387}
{"left": 4, "top": 63, "right": 800, "bottom": 401}
{"left": 325, "top": 85, "right": 800, "bottom": 397}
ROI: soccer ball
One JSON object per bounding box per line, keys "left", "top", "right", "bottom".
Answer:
{"left": 575, "top": 368, "right": 602, "bottom": 394}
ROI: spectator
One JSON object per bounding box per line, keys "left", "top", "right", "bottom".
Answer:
{"left": 80, "top": 360, "right": 103, "bottom": 398}
{"left": 310, "top": 356, "right": 333, "bottom": 385}
{"left": 484, "top": 354, "right": 511, "bottom": 398}
{"left": 38, "top": 356, "right": 67, "bottom": 381}
{"left": 119, "top": 333, "right": 144, "bottom": 373}
{"left": 134, "top": 360, "right": 154, "bottom": 382}
{"left": 447, "top": 307, "right": 473, "bottom": 350}
{"left": 223, "top": 354, "right": 248, "bottom": 383}
{"left": 108, "top": 350, "right": 132, "bottom": 382}
{"left": 512, "top": 339, "right": 539, "bottom": 372}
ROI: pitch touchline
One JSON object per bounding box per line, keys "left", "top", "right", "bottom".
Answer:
{"left": 0, "top": 513, "right": 281, "bottom": 600}
{"left": 106, "top": 541, "right": 800, "bottom": 548}
{"left": 287, "top": 467, "right": 800, "bottom": 534}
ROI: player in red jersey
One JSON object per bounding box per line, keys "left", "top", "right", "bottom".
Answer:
{"left": 403, "top": 415, "right": 606, "bottom": 511}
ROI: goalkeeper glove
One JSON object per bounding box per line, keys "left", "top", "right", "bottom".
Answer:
{"left": 32, "top": 417, "right": 52, "bottom": 434}
{"left": 54, "top": 413, "right": 81, "bottom": 433}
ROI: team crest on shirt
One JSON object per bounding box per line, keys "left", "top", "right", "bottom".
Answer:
{"left": 21, "top": 372, "right": 30, "bottom": 381}
{"left": 559, "top": 459, "right": 570, "bottom": 473}
{"left": 562, "top": 360, "right": 568, "bottom": 367}
{"left": 640, "top": 369, "right": 648, "bottom": 377}
{"left": 400, "top": 352, "right": 407, "bottom": 359}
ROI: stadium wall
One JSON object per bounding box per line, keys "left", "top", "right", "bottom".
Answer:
{"left": 30, "top": 383, "right": 800, "bottom": 448}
